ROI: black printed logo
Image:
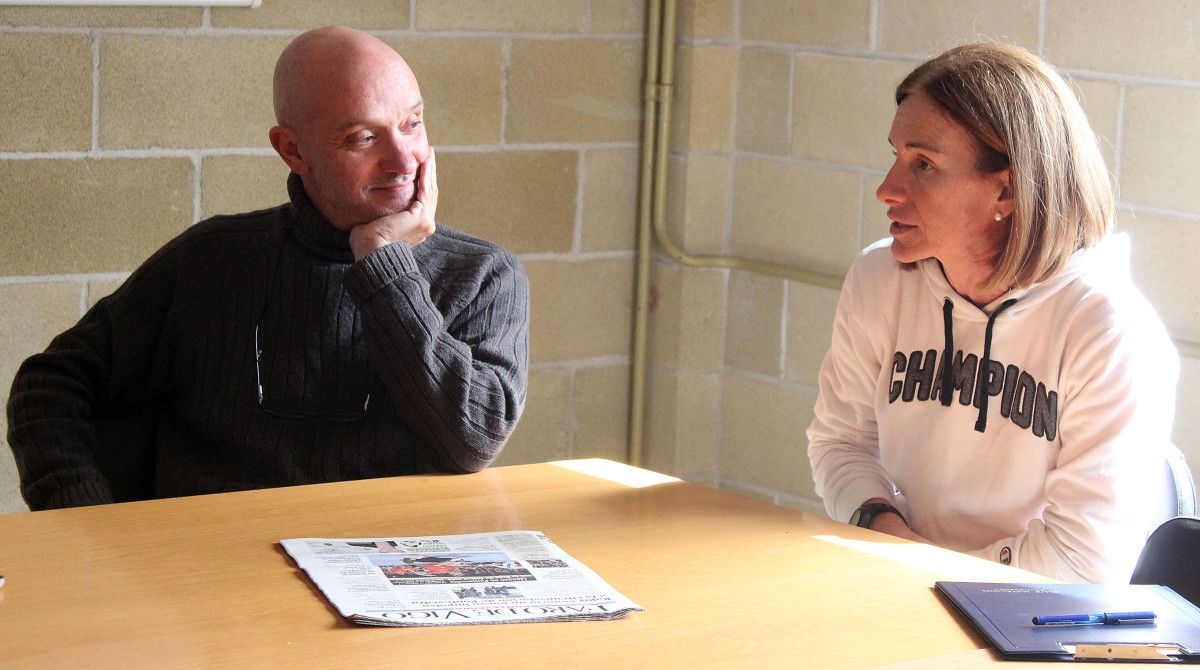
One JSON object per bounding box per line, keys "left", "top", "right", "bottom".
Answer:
{"left": 888, "top": 349, "right": 1058, "bottom": 441}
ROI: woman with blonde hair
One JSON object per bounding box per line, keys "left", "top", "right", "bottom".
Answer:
{"left": 807, "top": 42, "right": 1179, "bottom": 582}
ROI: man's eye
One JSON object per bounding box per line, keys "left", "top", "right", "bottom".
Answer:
{"left": 348, "top": 133, "right": 374, "bottom": 144}
{"left": 915, "top": 158, "right": 932, "bottom": 171}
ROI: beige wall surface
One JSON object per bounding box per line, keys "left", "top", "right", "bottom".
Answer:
{"left": 0, "top": 0, "right": 642, "bottom": 513}
{"left": 657, "top": 0, "right": 1200, "bottom": 515}
{"left": 2, "top": 0, "right": 1199, "bottom": 522}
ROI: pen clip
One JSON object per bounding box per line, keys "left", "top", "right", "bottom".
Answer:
{"left": 1068, "top": 643, "right": 1184, "bottom": 661}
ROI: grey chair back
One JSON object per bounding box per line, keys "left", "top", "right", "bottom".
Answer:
{"left": 1130, "top": 516, "right": 1200, "bottom": 607}
{"left": 1166, "top": 447, "right": 1197, "bottom": 518}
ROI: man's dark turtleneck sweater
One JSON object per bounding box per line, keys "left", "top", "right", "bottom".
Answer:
{"left": 7, "top": 174, "right": 530, "bottom": 510}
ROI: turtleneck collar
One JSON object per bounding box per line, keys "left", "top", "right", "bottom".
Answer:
{"left": 286, "top": 172, "right": 356, "bottom": 263}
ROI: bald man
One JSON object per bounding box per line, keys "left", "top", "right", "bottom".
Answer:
{"left": 7, "top": 27, "right": 530, "bottom": 510}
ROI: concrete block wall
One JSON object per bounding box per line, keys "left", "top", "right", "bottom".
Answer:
{"left": 652, "top": 0, "right": 1200, "bottom": 514}
{"left": 4, "top": 0, "right": 1199, "bottom": 521}
{"left": 0, "top": 0, "right": 644, "bottom": 513}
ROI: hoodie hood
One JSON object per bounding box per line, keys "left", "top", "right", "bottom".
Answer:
{"left": 915, "top": 233, "right": 1133, "bottom": 431}
{"left": 917, "top": 233, "right": 1133, "bottom": 321}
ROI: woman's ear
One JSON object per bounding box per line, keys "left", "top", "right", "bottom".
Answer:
{"left": 995, "top": 168, "right": 1015, "bottom": 218}
{"left": 269, "top": 125, "right": 310, "bottom": 175}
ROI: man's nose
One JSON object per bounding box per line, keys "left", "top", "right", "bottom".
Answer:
{"left": 379, "top": 133, "right": 418, "bottom": 174}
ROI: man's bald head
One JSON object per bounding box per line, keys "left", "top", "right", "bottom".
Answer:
{"left": 268, "top": 25, "right": 430, "bottom": 230}
{"left": 272, "top": 26, "right": 417, "bottom": 129}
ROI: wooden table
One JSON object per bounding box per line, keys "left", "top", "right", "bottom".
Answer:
{"left": 0, "top": 459, "right": 1060, "bottom": 668}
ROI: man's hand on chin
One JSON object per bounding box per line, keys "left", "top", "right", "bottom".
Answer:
{"left": 349, "top": 148, "right": 439, "bottom": 261}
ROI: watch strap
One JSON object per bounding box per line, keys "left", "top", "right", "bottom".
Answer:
{"left": 850, "top": 502, "right": 906, "bottom": 528}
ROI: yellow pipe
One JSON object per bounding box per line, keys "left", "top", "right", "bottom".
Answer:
{"left": 647, "top": 1, "right": 843, "bottom": 289}
{"left": 627, "top": 0, "right": 663, "bottom": 467}
{"left": 628, "top": 0, "right": 843, "bottom": 467}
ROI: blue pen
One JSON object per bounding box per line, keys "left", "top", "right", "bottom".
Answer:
{"left": 1032, "top": 611, "right": 1157, "bottom": 626}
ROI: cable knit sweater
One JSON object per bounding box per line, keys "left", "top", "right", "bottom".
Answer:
{"left": 7, "top": 174, "right": 530, "bottom": 510}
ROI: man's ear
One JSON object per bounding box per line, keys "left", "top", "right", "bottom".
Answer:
{"left": 269, "top": 125, "right": 309, "bottom": 175}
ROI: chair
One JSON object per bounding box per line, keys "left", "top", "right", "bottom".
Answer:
{"left": 1165, "top": 446, "right": 1197, "bottom": 518}
{"left": 1130, "top": 516, "right": 1200, "bottom": 607}
{"left": 1129, "top": 449, "right": 1197, "bottom": 606}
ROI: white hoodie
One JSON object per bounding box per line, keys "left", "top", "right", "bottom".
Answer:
{"left": 807, "top": 234, "right": 1178, "bottom": 583}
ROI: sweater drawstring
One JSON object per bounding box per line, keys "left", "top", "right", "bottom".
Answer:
{"left": 940, "top": 299, "right": 954, "bottom": 406}
{"left": 974, "top": 298, "right": 1019, "bottom": 433}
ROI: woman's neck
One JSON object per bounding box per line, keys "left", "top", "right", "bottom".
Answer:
{"left": 938, "top": 258, "right": 1006, "bottom": 307}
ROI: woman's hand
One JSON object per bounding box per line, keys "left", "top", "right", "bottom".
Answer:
{"left": 862, "top": 497, "right": 931, "bottom": 543}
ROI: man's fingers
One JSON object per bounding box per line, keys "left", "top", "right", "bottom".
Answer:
{"left": 422, "top": 148, "right": 438, "bottom": 220}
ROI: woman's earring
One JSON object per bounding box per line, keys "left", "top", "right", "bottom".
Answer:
{"left": 994, "top": 212, "right": 1003, "bottom": 221}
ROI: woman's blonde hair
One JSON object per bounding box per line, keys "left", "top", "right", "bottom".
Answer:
{"left": 896, "top": 42, "right": 1114, "bottom": 290}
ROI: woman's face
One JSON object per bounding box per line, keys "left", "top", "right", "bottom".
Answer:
{"left": 876, "top": 90, "right": 1012, "bottom": 272}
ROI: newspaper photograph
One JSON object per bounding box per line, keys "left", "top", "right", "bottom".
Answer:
{"left": 280, "top": 530, "right": 643, "bottom": 626}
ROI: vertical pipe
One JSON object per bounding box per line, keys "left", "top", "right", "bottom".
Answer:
{"left": 628, "top": 0, "right": 665, "bottom": 467}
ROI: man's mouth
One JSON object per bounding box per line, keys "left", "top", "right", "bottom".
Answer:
{"left": 371, "top": 180, "right": 410, "bottom": 189}
{"left": 370, "top": 180, "right": 414, "bottom": 197}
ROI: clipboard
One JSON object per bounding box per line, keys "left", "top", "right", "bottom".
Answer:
{"left": 936, "top": 581, "right": 1200, "bottom": 662}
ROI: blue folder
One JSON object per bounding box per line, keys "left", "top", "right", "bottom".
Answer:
{"left": 936, "top": 581, "right": 1200, "bottom": 662}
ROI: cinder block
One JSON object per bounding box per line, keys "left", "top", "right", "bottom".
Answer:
{"left": 201, "top": 155, "right": 291, "bottom": 220}
{"left": 0, "top": 34, "right": 91, "bottom": 152}
{"left": 1068, "top": 77, "right": 1120, "bottom": 173}
{"left": 100, "top": 35, "right": 287, "bottom": 149}
{"left": 878, "top": 0, "right": 1039, "bottom": 56}
{"left": 649, "top": 263, "right": 727, "bottom": 370}
{"left": 732, "top": 156, "right": 862, "bottom": 275}
{"left": 721, "top": 374, "right": 818, "bottom": 497}
{"left": 792, "top": 55, "right": 914, "bottom": 170}
{"left": 507, "top": 39, "right": 642, "bottom": 144}
{"left": 1121, "top": 211, "right": 1200, "bottom": 344}
{"left": 676, "top": 0, "right": 735, "bottom": 39}
{"left": 665, "top": 153, "right": 730, "bottom": 256}
{"left": 87, "top": 277, "right": 129, "bottom": 308}
{"left": 573, "top": 365, "right": 630, "bottom": 462}
{"left": 0, "top": 158, "right": 193, "bottom": 275}
{"left": 725, "top": 270, "right": 784, "bottom": 376}
{"left": 384, "top": 37, "right": 503, "bottom": 146}
{"left": 212, "top": 0, "right": 409, "bottom": 29}
{"left": 643, "top": 368, "right": 719, "bottom": 476}
{"left": 589, "top": 0, "right": 644, "bottom": 34}
{"left": 1046, "top": 0, "right": 1200, "bottom": 81}
{"left": 740, "top": 0, "right": 869, "bottom": 48}
{"left": 495, "top": 367, "right": 572, "bottom": 465}
{"left": 524, "top": 258, "right": 633, "bottom": 363}
{"left": 736, "top": 48, "right": 792, "bottom": 155}
{"left": 581, "top": 147, "right": 639, "bottom": 252}
{"left": 436, "top": 150, "right": 577, "bottom": 253}
{"left": 1122, "top": 86, "right": 1200, "bottom": 215}
{"left": 785, "top": 281, "right": 841, "bottom": 386}
{"left": 0, "top": 282, "right": 82, "bottom": 401}
{"left": 670, "top": 45, "right": 736, "bottom": 152}
{"left": 415, "top": 0, "right": 586, "bottom": 32}
{"left": 0, "top": 6, "right": 198, "bottom": 28}
{"left": 1173, "top": 356, "right": 1200, "bottom": 487}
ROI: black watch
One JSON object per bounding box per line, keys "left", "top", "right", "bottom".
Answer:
{"left": 848, "top": 502, "right": 905, "bottom": 529}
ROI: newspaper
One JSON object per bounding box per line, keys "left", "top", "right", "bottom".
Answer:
{"left": 281, "top": 531, "right": 643, "bottom": 626}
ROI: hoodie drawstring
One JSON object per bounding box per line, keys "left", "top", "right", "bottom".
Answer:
{"left": 939, "top": 298, "right": 955, "bottom": 407}
{"left": 973, "top": 298, "right": 1018, "bottom": 433}
{"left": 939, "top": 297, "right": 1020, "bottom": 431}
